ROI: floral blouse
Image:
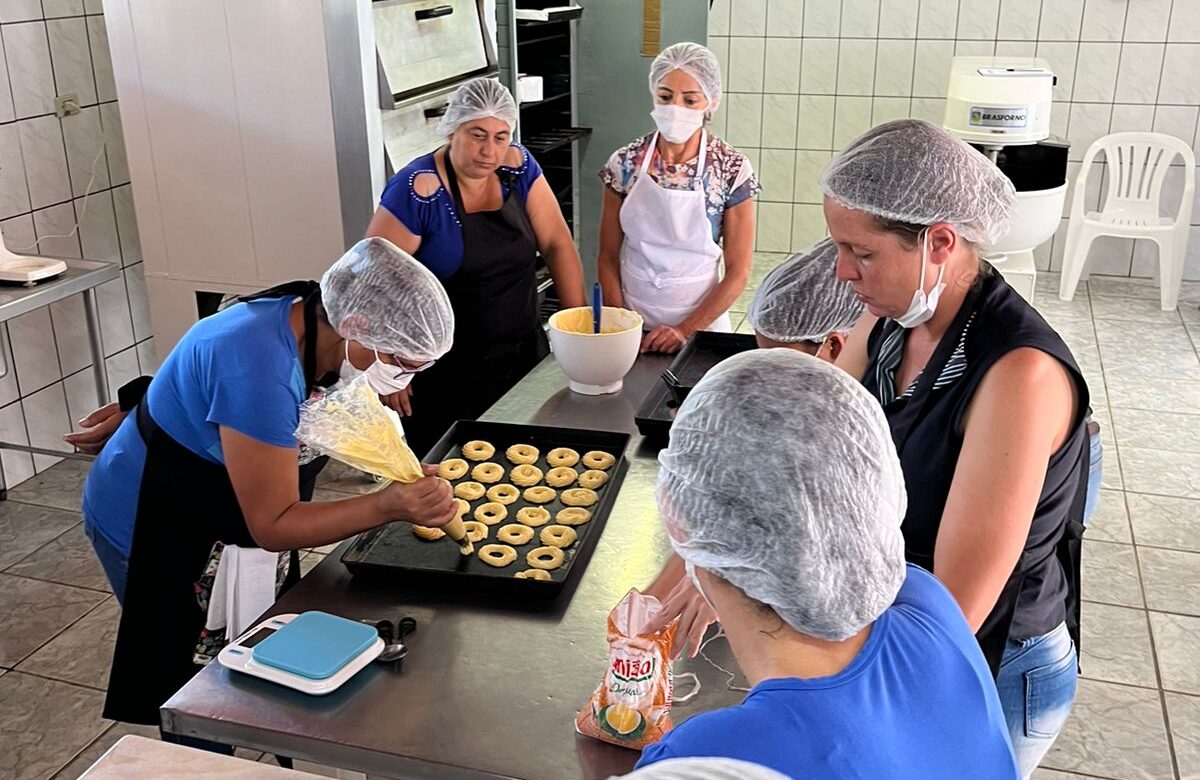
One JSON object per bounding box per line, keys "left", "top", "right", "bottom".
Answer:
{"left": 600, "top": 132, "right": 761, "bottom": 242}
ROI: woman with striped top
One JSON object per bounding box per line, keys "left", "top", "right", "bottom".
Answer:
{"left": 824, "top": 120, "right": 1091, "bottom": 778}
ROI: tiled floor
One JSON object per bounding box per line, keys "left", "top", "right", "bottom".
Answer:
{"left": 0, "top": 259, "right": 1197, "bottom": 779}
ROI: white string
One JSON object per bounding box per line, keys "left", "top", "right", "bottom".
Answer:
{"left": 12, "top": 138, "right": 108, "bottom": 254}
{"left": 672, "top": 628, "right": 751, "bottom": 704}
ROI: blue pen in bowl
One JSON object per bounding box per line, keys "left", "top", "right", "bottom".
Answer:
{"left": 592, "top": 282, "right": 602, "bottom": 334}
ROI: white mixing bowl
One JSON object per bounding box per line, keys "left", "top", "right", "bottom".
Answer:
{"left": 547, "top": 306, "right": 644, "bottom": 395}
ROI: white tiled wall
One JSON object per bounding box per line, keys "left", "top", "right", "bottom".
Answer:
{"left": 711, "top": 0, "right": 1200, "bottom": 280}
{"left": 0, "top": 2, "right": 154, "bottom": 487}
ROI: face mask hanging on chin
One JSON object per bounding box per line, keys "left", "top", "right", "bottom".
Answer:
{"left": 894, "top": 228, "right": 947, "bottom": 329}
{"left": 651, "top": 104, "right": 705, "bottom": 144}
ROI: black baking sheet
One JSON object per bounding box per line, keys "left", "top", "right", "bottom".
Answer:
{"left": 340, "top": 420, "right": 630, "bottom": 597}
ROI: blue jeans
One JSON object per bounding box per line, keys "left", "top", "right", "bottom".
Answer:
{"left": 84, "top": 520, "right": 129, "bottom": 606}
{"left": 1083, "top": 428, "right": 1103, "bottom": 527}
{"left": 995, "top": 621, "right": 1078, "bottom": 778}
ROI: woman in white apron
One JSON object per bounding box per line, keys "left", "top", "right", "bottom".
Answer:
{"left": 597, "top": 42, "right": 760, "bottom": 353}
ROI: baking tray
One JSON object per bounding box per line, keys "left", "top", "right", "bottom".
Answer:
{"left": 635, "top": 332, "right": 757, "bottom": 448}
{"left": 340, "top": 420, "right": 630, "bottom": 597}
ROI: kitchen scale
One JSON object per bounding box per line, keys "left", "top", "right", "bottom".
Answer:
{"left": 217, "top": 611, "right": 384, "bottom": 695}
{"left": 0, "top": 236, "right": 67, "bottom": 286}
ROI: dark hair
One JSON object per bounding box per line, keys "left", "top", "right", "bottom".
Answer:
{"left": 872, "top": 216, "right": 925, "bottom": 249}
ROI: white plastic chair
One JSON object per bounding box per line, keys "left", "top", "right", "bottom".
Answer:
{"left": 1058, "top": 132, "right": 1195, "bottom": 310}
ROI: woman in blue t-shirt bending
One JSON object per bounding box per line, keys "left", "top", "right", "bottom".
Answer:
{"left": 365, "top": 78, "right": 585, "bottom": 457}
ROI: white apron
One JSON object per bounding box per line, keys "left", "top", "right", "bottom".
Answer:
{"left": 619, "top": 131, "right": 731, "bottom": 332}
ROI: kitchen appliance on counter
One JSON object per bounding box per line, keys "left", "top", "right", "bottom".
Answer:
{"left": 944, "top": 57, "right": 1068, "bottom": 301}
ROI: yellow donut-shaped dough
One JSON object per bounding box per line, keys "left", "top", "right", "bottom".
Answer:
{"left": 561, "top": 488, "right": 598, "bottom": 507}
{"left": 545, "top": 467, "right": 578, "bottom": 488}
{"left": 514, "top": 568, "right": 552, "bottom": 581}
{"left": 509, "top": 464, "right": 543, "bottom": 487}
{"left": 474, "top": 502, "right": 508, "bottom": 525}
{"left": 437, "top": 458, "right": 469, "bottom": 480}
{"left": 556, "top": 507, "right": 592, "bottom": 526}
{"left": 539, "top": 524, "right": 578, "bottom": 548}
{"left": 505, "top": 444, "right": 540, "bottom": 465}
{"left": 582, "top": 450, "right": 616, "bottom": 470}
{"left": 471, "top": 463, "right": 504, "bottom": 484}
{"left": 454, "top": 481, "right": 486, "bottom": 501}
{"left": 485, "top": 483, "right": 520, "bottom": 505}
{"left": 546, "top": 447, "right": 580, "bottom": 468}
{"left": 526, "top": 545, "right": 566, "bottom": 571}
{"left": 578, "top": 469, "right": 609, "bottom": 490}
{"left": 462, "top": 440, "right": 496, "bottom": 461}
{"left": 497, "top": 523, "right": 535, "bottom": 545}
{"left": 478, "top": 544, "right": 518, "bottom": 567}
{"left": 462, "top": 520, "right": 489, "bottom": 543}
{"left": 516, "top": 506, "right": 552, "bottom": 527}
{"left": 523, "top": 486, "right": 557, "bottom": 504}
{"left": 412, "top": 524, "right": 446, "bottom": 541}
{"left": 453, "top": 498, "right": 470, "bottom": 518}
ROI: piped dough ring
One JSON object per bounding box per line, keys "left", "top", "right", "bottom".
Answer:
{"left": 462, "top": 520, "right": 489, "bottom": 543}
{"left": 437, "top": 458, "right": 469, "bottom": 480}
{"left": 454, "top": 481, "right": 485, "bottom": 501}
{"left": 578, "top": 469, "right": 609, "bottom": 490}
{"left": 471, "top": 463, "right": 504, "bottom": 484}
{"left": 545, "top": 467, "right": 578, "bottom": 488}
{"left": 474, "top": 502, "right": 508, "bottom": 525}
{"left": 497, "top": 523, "right": 535, "bottom": 545}
{"left": 514, "top": 569, "right": 552, "bottom": 581}
{"left": 523, "top": 486, "right": 557, "bottom": 504}
{"left": 462, "top": 440, "right": 496, "bottom": 461}
{"left": 539, "top": 524, "right": 578, "bottom": 548}
{"left": 561, "top": 488, "right": 599, "bottom": 507}
{"left": 582, "top": 451, "right": 616, "bottom": 470}
{"left": 516, "top": 506, "right": 551, "bottom": 527}
{"left": 509, "top": 464, "right": 543, "bottom": 487}
{"left": 556, "top": 507, "right": 592, "bottom": 526}
{"left": 526, "top": 545, "right": 566, "bottom": 571}
{"left": 505, "top": 444, "right": 540, "bottom": 465}
{"left": 479, "top": 544, "right": 517, "bottom": 568}
{"left": 546, "top": 447, "right": 580, "bottom": 468}
{"left": 485, "top": 483, "right": 520, "bottom": 505}
{"left": 412, "top": 524, "right": 446, "bottom": 541}
{"left": 453, "top": 498, "right": 470, "bottom": 518}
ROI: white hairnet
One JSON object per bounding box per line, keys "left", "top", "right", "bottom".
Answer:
{"left": 436, "top": 77, "right": 517, "bottom": 137}
{"left": 320, "top": 237, "right": 454, "bottom": 362}
{"left": 657, "top": 350, "right": 906, "bottom": 641}
{"left": 649, "top": 42, "right": 722, "bottom": 118}
{"left": 614, "top": 758, "right": 789, "bottom": 780}
{"left": 748, "top": 239, "right": 864, "bottom": 343}
{"left": 819, "top": 119, "right": 1016, "bottom": 246}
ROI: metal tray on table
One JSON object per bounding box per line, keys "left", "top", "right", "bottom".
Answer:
{"left": 340, "top": 420, "right": 630, "bottom": 597}
{"left": 635, "top": 332, "right": 758, "bottom": 448}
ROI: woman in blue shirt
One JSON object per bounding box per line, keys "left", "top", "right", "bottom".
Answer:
{"left": 365, "top": 78, "right": 585, "bottom": 456}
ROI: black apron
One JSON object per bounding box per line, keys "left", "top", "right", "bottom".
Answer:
{"left": 103, "top": 284, "right": 329, "bottom": 724}
{"left": 861, "top": 269, "right": 1089, "bottom": 677}
{"left": 400, "top": 154, "right": 549, "bottom": 457}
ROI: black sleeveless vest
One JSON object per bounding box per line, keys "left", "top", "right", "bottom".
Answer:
{"left": 862, "top": 267, "right": 1090, "bottom": 675}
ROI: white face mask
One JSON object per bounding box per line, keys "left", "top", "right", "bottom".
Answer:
{"left": 894, "top": 229, "right": 947, "bottom": 329}
{"left": 347, "top": 341, "right": 428, "bottom": 395}
{"left": 685, "top": 560, "right": 718, "bottom": 613}
{"left": 651, "top": 104, "right": 704, "bottom": 144}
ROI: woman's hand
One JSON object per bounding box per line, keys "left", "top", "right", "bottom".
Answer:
{"left": 641, "top": 325, "right": 689, "bottom": 354}
{"left": 646, "top": 573, "right": 718, "bottom": 659}
{"left": 380, "top": 387, "right": 414, "bottom": 417}
{"left": 375, "top": 465, "right": 456, "bottom": 527}
{"left": 63, "top": 402, "right": 126, "bottom": 455}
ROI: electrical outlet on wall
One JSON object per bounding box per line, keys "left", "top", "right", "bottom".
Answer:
{"left": 54, "top": 94, "right": 81, "bottom": 119}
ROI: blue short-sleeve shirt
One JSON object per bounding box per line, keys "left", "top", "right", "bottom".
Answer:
{"left": 379, "top": 144, "right": 543, "bottom": 280}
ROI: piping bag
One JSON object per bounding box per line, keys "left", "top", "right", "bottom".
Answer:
{"left": 294, "top": 374, "right": 472, "bottom": 553}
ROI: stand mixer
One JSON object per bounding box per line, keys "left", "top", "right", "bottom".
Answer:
{"left": 943, "top": 57, "right": 1069, "bottom": 301}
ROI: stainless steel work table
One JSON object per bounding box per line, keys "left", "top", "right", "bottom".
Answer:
{"left": 0, "top": 258, "right": 121, "bottom": 494}
{"left": 161, "top": 353, "right": 748, "bottom": 780}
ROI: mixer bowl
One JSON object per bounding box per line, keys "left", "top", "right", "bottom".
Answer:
{"left": 547, "top": 307, "right": 644, "bottom": 395}
{"left": 988, "top": 183, "right": 1067, "bottom": 254}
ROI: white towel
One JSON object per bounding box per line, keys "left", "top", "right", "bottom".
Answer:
{"left": 205, "top": 545, "right": 279, "bottom": 640}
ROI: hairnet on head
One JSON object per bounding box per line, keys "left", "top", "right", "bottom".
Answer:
{"left": 748, "top": 238, "right": 864, "bottom": 343}
{"left": 649, "top": 42, "right": 722, "bottom": 117}
{"left": 435, "top": 77, "right": 517, "bottom": 137}
{"left": 613, "top": 758, "right": 789, "bottom": 780}
{"left": 320, "top": 237, "right": 454, "bottom": 362}
{"left": 819, "top": 119, "right": 1016, "bottom": 246}
{"left": 657, "top": 350, "right": 906, "bottom": 641}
